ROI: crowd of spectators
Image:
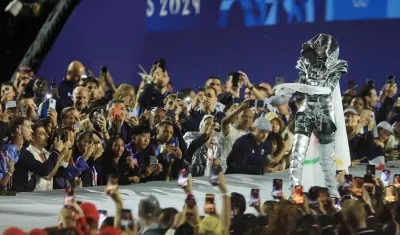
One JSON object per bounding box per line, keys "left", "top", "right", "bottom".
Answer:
{"left": 1, "top": 60, "right": 400, "bottom": 234}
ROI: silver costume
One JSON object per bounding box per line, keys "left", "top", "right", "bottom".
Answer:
{"left": 289, "top": 34, "right": 348, "bottom": 197}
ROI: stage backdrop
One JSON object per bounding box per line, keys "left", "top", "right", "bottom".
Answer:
{"left": 38, "top": 0, "right": 400, "bottom": 91}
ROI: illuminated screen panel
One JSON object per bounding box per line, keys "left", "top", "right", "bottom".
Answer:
{"left": 146, "top": 0, "right": 400, "bottom": 32}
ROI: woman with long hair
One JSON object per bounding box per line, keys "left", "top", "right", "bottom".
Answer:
{"left": 102, "top": 136, "right": 139, "bottom": 185}
{"left": 264, "top": 200, "right": 298, "bottom": 235}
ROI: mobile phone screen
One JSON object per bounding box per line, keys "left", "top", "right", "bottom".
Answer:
{"left": 394, "top": 174, "right": 400, "bottom": 187}
{"left": 385, "top": 186, "right": 396, "bottom": 202}
{"left": 113, "top": 106, "right": 121, "bottom": 118}
{"left": 98, "top": 210, "right": 108, "bottom": 229}
{"left": 363, "top": 174, "right": 374, "bottom": 184}
{"left": 366, "top": 164, "right": 376, "bottom": 176}
{"left": 64, "top": 188, "right": 75, "bottom": 207}
{"left": 204, "top": 194, "right": 215, "bottom": 214}
{"left": 49, "top": 98, "right": 56, "bottom": 110}
{"left": 381, "top": 170, "right": 391, "bottom": 187}
{"left": 249, "top": 189, "right": 260, "bottom": 207}
{"left": 345, "top": 174, "right": 353, "bottom": 183}
{"left": 149, "top": 155, "right": 158, "bottom": 165}
{"left": 292, "top": 185, "right": 304, "bottom": 204}
{"left": 272, "top": 179, "right": 282, "bottom": 197}
{"left": 209, "top": 167, "right": 220, "bottom": 186}
{"left": 128, "top": 108, "right": 136, "bottom": 118}
{"left": 121, "top": 209, "right": 134, "bottom": 230}
{"left": 171, "top": 137, "right": 179, "bottom": 149}
{"left": 177, "top": 169, "right": 188, "bottom": 187}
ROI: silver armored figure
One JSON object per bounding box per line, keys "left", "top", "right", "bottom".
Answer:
{"left": 289, "top": 34, "right": 348, "bottom": 198}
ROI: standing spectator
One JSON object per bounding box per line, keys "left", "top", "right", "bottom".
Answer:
{"left": 59, "top": 61, "right": 85, "bottom": 109}
{"left": 138, "top": 59, "right": 171, "bottom": 114}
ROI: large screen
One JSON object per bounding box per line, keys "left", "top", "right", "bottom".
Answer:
{"left": 146, "top": 0, "right": 400, "bottom": 31}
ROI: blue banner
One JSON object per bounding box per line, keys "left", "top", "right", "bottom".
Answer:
{"left": 147, "top": 0, "right": 400, "bottom": 31}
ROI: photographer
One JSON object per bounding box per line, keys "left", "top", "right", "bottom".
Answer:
{"left": 138, "top": 59, "right": 171, "bottom": 113}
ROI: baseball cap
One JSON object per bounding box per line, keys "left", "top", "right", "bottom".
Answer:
{"left": 268, "top": 95, "right": 290, "bottom": 106}
{"left": 377, "top": 121, "right": 394, "bottom": 135}
{"left": 80, "top": 202, "right": 99, "bottom": 223}
{"left": 254, "top": 117, "right": 272, "bottom": 132}
{"left": 344, "top": 108, "right": 358, "bottom": 115}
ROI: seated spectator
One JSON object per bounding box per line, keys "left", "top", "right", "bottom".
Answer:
{"left": 183, "top": 115, "right": 224, "bottom": 177}
{"left": 225, "top": 117, "right": 274, "bottom": 175}
{"left": 12, "top": 124, "right": 69, "bottom": 192}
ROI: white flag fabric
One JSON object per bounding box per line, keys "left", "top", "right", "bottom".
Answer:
{"left": 276, "top": 83, "right": 351, "bottom": 191}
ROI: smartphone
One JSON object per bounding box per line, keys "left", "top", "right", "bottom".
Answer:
{"left": 171, "top": 137, "right": 179, "bottom": 150}
{"left": 272, "top": 179, "right": 283, "bottom": 198}
{"left": 363, "top": 174, "right": 374, "bottom": 184}
{"left": 255, "top": 100, "right": 265, "bottom": 108}
{"left": 49, "top": 98, "right": 56, "bottom": 110}
{"left": 249, "top": 189, "right": 260, "bottom": 207}
{"left": 177, "top": 92, "right": 186, "bottom": 100}
{"left": 210, "top": 167, "right": 220, "bottom": 186}
{"left": 387, "top": 75, "right": 395, "bottom": 85}
{"left": 385, "top": 186, "right": 396, "bottom": 202}
{"left": 381, "top": 170, "right": 391, "bottom": 187}
{"left": 292, "top": 185, "right": 304, "bottom": 204}
{"left": 149, "top": 155, "right": 158, "bottom": 165}
{"left": 5, "top": 101, "right": 17, "bottom": 110}
{"left": 177, "top": 169, "right": 188, "bottom": 188}
{"left": 98, "top": 109, "right": 104, "bottom": 116}
{"left": 204, "top": 194, "right": 215, "bottom": 214}
{"left": 121, "top": 209, "right": 134, "bottom": 230}
{"left": 366, "top": 79, "right": 374, "bottom": 86}
{"left": 366, "top": 164, "right": 375, "bottom": 176}
{"left": 98, "top": 210, "right": 108, "bottom": 228}
{"left": 308, "top": 187, "right": 319, "bottom": 202}
{"left": 333, "top": 197, "right": 341, "bottom": 209}
{"left": 276, "top": 77, "right": 284, "bottom": 85}
{"left": 345, "top": 174, "right": 353, "bottom": 183}
{"left": 73, "top": 121, "right": 79, "bottom": 131}
{"left": 231, "top": 72, "right": 241, "bottom": 88}
{"left": 21, "top": 107, "right": 27, "bottom": 116}
{"left": 113, "top": 106, "right": 121, "bottom": 118}
{"left": 64, "top": 188, "right": 75, "bottom": 207}
{"left": 393, "top": 174, "right": 400, "bottom": 187}
{"left": 128, "top": 108, "right": 136, "bottom": 118}
{"left": 248, "top": 100, "right": 256, "bottom": 107}
{"left": 101, "top": 65, "right": 108, "bottom": 74}
{"left": 284, "top": 133, "right": 289, "bottom": 141}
